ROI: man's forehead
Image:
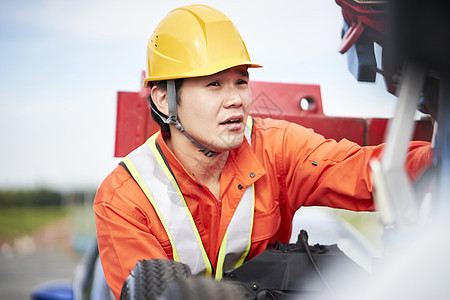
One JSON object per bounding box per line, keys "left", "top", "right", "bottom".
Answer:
{"left": 184, "top": 66, "right": 249, "bottom": 84}
{"left": 213, "top": 66, "right": 249, "bottom": 77}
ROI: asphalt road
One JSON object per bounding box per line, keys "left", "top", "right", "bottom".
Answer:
{"left": 0, "top": 246, "right": 81, "bottom": 300}
{"left": 0, "top": 219, "right": 83, "bottom": 300}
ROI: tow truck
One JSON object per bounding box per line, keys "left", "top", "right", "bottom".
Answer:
{"left": 31, "top": 0, "right": 449, "bottom": 299}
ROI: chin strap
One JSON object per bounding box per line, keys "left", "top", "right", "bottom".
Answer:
{"left": 151, "top": 80, "right": 219, "bottom": 157}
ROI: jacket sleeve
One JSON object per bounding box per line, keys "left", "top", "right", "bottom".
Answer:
{"left": 93, "top": 165, "right": 170, "bottom": 299}
{"left": 281, "top": 122, "right": 432, "bottom": 212}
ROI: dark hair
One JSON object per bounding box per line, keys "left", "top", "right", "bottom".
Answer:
{"left": 148, "top": 79, "right": 184, "bottom": 136}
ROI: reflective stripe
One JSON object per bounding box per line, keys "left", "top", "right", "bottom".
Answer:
{"left": 215, "top": 184, "right": 254, "bottom": 280}
{"left": 122, "top": 137, "right": 212, "bottom": 276}
{"left": 122, "top": 116, "right": 255, "bottom": 277}
{"left": 215, "top": 116, "right": 254, "bottom": 279}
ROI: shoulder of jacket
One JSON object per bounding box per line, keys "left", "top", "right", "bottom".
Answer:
{"left": 252, "top": 117, "right": 291, "bottom": 131}
{"left": 252, "top": 117, "right": 315, "bottom": 137}
{"left": 94, "top": 164, "right": 140, "bottom": 205}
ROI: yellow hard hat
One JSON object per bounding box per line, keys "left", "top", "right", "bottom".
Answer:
{"left": 143, "top": 4, "right": 262, "bottom": 86}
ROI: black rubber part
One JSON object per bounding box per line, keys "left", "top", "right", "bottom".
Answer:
{"left": 120, "top": 259, "right": 192, "bottom": 300}
{"left": 158, "top": 277, "right": 248, "bottom": 300}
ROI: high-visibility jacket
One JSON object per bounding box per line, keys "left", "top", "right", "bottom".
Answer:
{"left": 94, "top": 117, "right": 431, "bottom": 299}
{"left": 120, "top": 117, "right": 255, "bottom": 279}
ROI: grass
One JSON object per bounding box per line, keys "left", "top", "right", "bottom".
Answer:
{"left": 0, "top": 206, "right": 69, "bottom": 243}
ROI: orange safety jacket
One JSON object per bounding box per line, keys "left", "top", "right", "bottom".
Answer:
{"left": 94, "top": 117, "right": 431, "bottom": 299}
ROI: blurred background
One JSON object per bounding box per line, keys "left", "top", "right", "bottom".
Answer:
{"left": 0, "top": 0, "right": 396, "bottom": 298}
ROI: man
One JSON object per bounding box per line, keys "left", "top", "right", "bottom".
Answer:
{"left": 94, "top": 4, "right": 431, "bottom": 299}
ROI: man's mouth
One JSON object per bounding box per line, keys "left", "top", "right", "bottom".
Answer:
{"left": 220, "top": 115, "right": 244, "bottom": 125}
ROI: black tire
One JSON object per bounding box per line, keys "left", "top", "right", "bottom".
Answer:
{"left": 120, "top": 259, "right": 192, "bottom": 300}
{"left": 158, "top": 277, "right": 249, "bottom": 300}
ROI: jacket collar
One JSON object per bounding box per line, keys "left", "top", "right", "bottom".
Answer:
{"left": 155, "top": 132, "right": 266, "bottom": 187}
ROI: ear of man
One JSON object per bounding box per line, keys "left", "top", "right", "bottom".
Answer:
{"left": 151, "top": 85, "right": 169, "bottom": 117}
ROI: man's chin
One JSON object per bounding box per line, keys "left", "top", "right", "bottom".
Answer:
{"left": 209, "top": 136, "right": 245, "bottom": 153}
{"left": 217, "top": 140, "right": 243, "bottom": 152}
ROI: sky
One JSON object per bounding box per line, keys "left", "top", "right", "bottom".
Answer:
{"left": 0, "top": 0, "right": 399, "bottom": 191}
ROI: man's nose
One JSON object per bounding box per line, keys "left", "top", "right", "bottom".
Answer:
{"left": 223, "top": 85, "right": 243, "bottom": 108}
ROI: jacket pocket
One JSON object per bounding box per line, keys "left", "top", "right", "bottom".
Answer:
{"left": 251, "top": 203, "right": 281, "bottom": 242}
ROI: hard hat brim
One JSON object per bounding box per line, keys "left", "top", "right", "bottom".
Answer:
{"left": 144, "top": 59, "right": 262, "bottom": 87}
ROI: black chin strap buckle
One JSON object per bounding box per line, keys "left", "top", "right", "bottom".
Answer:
{"left": 200, "top": 148, "right": 218, "bottom": 157}
{"left": 168, "top": 118, "right": 184, "bottom": 133}
{"left": 167, "top": 116, "right": 178, "bottom": 126}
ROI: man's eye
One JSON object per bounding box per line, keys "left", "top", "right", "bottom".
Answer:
{"left": 207, "top": 82, "right": 220, "bottom": 87}
{"left": 237, "top": 79, "right": 248, "bottom": 85}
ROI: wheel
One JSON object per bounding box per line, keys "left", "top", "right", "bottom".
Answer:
{"left": 158, "top": 277, "right": 248, "bottom": 300}
{"left": 120, "top": 259, "right": 192, "bottom": 300}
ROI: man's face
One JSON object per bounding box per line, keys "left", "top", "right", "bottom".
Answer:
{"left": 176, "top": 66, "right": 252, "bottom": 152}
